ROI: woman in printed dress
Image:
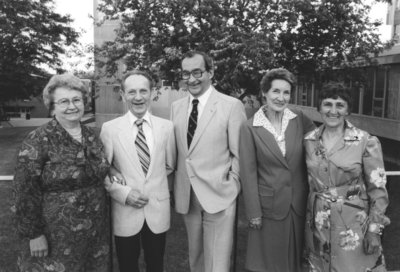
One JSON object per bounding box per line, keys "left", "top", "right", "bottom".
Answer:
{"left": 240, "top": 68, "right": 315, "bottom": 271}
{"left": 303, "top": 82, "right": 390, "bottom": 272}
{"left": 13, "top": 74, "right": 111, "bottom": 272}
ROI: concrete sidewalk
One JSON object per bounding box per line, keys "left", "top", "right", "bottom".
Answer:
{"left": 8, "top": 118, "right": 51, "bottom": 127}
{"left": 0, "top": 114, "right": 95, "bottom": 128}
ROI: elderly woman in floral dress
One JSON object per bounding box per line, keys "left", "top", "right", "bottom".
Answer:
{"left": 303, "top": 82, "right": 390, "bottom": 272}
{"left": 13, "top": 74, "right": 110, "bottom": 271}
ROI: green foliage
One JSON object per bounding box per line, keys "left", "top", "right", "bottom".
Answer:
{"left": 64, "top": 43, "right": 95, "bottom": 78}
{"left": 96, "top": 0, "right": 392, "bottom": 96}
{"left": 0, "top": 0, "right": 79, "bottom": 102}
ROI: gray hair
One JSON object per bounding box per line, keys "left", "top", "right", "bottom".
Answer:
{"left": 42, "top": 73, "right": 88, "bottom": 109}
{"left": 121, "top": 70, "right": 154, "bottom": 91}
{"left": 260, "top": 68, "right": 296, "bottom": 94}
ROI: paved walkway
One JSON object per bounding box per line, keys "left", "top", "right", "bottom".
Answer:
{"left": 0, "top": 114, "right": 95, "bottom": 128}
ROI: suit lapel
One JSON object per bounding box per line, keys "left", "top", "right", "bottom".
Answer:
{"left": 255, "top": 126, "right": 289, "bottom": 169}
{"left": 284, "top": 117, "right": 298, "bottom": 162}
{"left": 177, "top": 97, "right": 190, "bottom": 152}
{"left": 146, "top": 115, "right": 162, "bottom": 178}
{"left": 117, "top": 114, "right": 144, "bottom": 177}
{"left": 188, "top": 89, "right": 217, "bottom": 153}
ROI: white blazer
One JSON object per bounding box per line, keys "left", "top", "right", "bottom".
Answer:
{"left": 100, "top": 113, "right": 176, "bottom": 236}
{"left": 171, "top": 88, "right": 247, "bottom": 214}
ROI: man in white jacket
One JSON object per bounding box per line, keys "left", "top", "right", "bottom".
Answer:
{"left": 101, "top": 70, "right": 175, "bottom": 272}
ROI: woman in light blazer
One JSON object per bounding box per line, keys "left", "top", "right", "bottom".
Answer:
{"left": 239, "top": 68, "right": 315, "bottom": 272}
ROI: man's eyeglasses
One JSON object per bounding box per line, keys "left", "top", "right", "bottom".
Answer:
{"left": 53, "top": 97, "right": 84, "bottom": 108}
{"left": 181, "top": 69, "right": 207, "bottom": 80}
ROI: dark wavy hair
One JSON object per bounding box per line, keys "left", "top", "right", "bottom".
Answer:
{"left": 182, "top": 50, "right": 214, "bottom": 71}
{"left": 317, "top": 82, "right": 353, "bottom": 113}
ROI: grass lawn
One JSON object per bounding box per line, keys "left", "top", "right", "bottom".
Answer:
{"left": 0, "top": 126, "right": 399, "bottom": 271}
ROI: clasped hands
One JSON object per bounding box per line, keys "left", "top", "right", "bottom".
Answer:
{"left": 126, "top": 189, "right": 149, "bottom": 209}
{"left": 363, "top": 231, "right": 381, "bottom": 255}
{"left": 110, "top": 173, "right": 148, "bottom": 209}
{"left": 249, "top": 217, "right": 262, "bottom": 230}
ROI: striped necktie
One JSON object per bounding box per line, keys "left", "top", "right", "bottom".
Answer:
{"left": 187, "top": 99, "right": 199, "bottom": 148}
{"left": 135, "top": 119, "right": 150, "bottom": 175}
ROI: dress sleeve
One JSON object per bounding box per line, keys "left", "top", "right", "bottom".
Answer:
{"left": 85, "top": 127, "right": 110, "bottom": 181}
{"left": 362, "top": 135, "right": 390, "bottom": 229}
{"left": 13, "top": 130, "right": 47, "bottom": 239}
{"left": 227, "top": 99, "right": 247, "bottom": 184}
{"left": 301, "top": 111, "right": 316, "bottom": 135}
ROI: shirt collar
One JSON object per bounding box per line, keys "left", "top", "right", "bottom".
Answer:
{"left": 253, "top": 106, "right": 297, "bottom": 127}
{"left": 189, "top": 85, "right": 213, "bottom": 106}
{"left": 342, "top": 121, "right": 364, "bottom": 141}
{"left": 127, "top": 110, "right": 152, "bottom": 128}
{"left": 49, "top": 117, "right": 87, "bottom": 144}
{"left": 304, "top": 120, "right": 360, "bottom": 141}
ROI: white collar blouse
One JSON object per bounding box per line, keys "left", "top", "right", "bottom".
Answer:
{"left": 253, "top": 106, "right": 297, "bottom": 156}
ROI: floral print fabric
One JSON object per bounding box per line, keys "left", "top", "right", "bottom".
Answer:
{"left": 13, "top": 119, "right": 111, "bottom": 272}
{"left": 303, "top": 120, "right": 390, "bottom": 272}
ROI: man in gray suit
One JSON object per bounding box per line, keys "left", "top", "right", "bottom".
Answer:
{"left": 170, "top": 51, "right": 247, "bottom": 272}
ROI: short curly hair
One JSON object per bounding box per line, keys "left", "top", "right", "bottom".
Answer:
{"left": 42, "top": 73, "right": 88, "bottom": 109}
{"left": 317, "top": 82, "right": 353, "bottom": 113}
{"left": 260, "top": 68, "right": 296, "bottom": 95}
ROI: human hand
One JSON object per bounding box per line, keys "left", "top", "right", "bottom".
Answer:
{"left": 111, "top": 174, "right": 126, "bottom": 186}
{"left": 29, "top": 235, "right": 48, "bottom": 257}
{"left": 249, "top": 217, "right": 262, "bottom": 230}
{"left": 363, "top": 232, "right": 381, "bottom": 255}
{"left": 126, "top": 189, "right": 149, "bottom": 208}
{"left": 109, "top": 167, "right": 126, "bottom": 185}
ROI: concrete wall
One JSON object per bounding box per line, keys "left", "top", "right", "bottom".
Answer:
{"left": 93, "top": 0, "right": 125, "bottom": 127}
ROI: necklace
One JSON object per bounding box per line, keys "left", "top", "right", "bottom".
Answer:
{"left": 65, "top": 126, "right": 82, "bottom": 142}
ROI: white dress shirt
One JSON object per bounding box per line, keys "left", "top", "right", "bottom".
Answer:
{"left": 187, "top": 85, "right": 213, "bottom": 121}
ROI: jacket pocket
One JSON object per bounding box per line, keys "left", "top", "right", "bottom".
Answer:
{"left": 259, "top": 185, "right": 274, "bottom": 214}
{"left": 157, "top": 192, "right": 170, "bottom": 201}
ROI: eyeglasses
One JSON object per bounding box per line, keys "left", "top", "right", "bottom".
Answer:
{"left": 53, "top": 97, "right": 84, "bottom": 108}
{"left": 181, "top": 69, "right": 207, "bottom": 80}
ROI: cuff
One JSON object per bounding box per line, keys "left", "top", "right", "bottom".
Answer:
{"left": 368, "top": 223, "right": 384, "bottom": 235}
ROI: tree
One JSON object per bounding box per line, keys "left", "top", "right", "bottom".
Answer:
{"left": 0, "top": 0, "right": 80, "bottom": 102}
{"left": 63, "top": 43, "right": 95, "bottom": 78}
{"left": 96, "top": 0, "right": 392, "bottom": 97}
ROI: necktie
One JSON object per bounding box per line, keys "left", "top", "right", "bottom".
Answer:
{"left": 135, "top": 119, "right": 150, "bottom": 175}
{"left": 187, "top": 99, "right": 199, "bottom": 148}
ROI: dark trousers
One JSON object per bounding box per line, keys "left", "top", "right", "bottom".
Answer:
{"left": 114, "top": 221, "right": 166, "bottom": 272}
